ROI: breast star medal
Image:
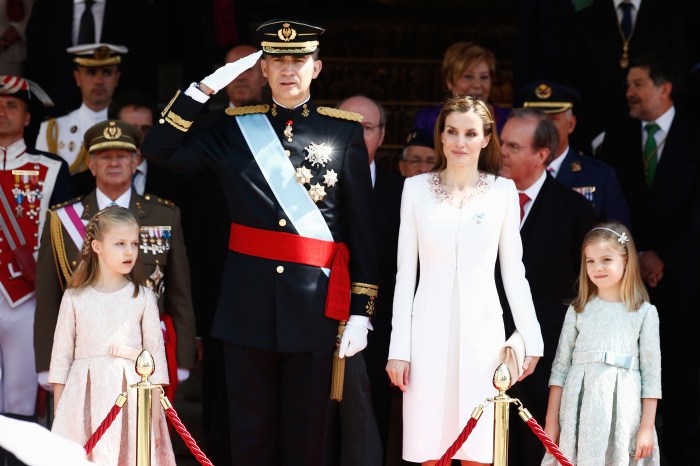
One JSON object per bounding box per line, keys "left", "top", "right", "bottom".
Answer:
{"left": 323, "top": 169, "right": 338, "bottom": 187}
{"left": 308, "top": 183, "right": 327, "bottom": 202}
{"left": 305, "top": 142, "right": 332, "bottom": 167}
{"left": 295, "top": 166, "right": 313, "bottom": 185}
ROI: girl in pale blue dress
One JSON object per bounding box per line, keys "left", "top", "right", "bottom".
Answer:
{"left": 541, "top": 222, "right": 661, "bottom": 466}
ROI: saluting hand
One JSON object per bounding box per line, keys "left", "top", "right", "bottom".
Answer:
{"left": 200, "top": 50, "right": 263, "bottom": 95}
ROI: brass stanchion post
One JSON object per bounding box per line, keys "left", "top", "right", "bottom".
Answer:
{"left": 492, "top": 363, "right": 514, "bottom": 466}
{"left": 134, "top": 350, "right": 156, "bottom": 466}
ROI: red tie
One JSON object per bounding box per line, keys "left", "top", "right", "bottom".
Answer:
{"left": 518, "top": 192, "right": 530, "bottom": 221}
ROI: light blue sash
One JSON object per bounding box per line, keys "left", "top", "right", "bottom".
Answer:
{"left": 237, "top": 113, "right": 332, "bottom": 274}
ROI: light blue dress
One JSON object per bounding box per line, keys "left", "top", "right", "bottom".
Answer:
{"left": 541, "top": 297, "right": 662, "bottom": 466}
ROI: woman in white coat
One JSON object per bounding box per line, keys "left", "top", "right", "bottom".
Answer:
{"left": 386, "top": 96, "right": 544, "bottom": 465}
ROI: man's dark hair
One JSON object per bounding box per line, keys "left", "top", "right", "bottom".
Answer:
{"left": 108, "top": 91, "right": 157, "bottom": 119}
{"left": 629, "top": 52, "right": 678, "bottom": 99}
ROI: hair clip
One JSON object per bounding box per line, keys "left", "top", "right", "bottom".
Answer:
{"left": 591, "top": 227, "right": 628, "bottom": 244}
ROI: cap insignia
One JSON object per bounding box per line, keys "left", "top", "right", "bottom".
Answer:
{"left": 277, "top": 23, "right": 298, "bottom": 42}
{"left": 103, "top": 121, "right": 122, "bottom": 140}
{"left": 535, "top": 83, "right": 552, "bottom": 99}
{"left": 94, "top": 46, "right": 111, "bottom": 60}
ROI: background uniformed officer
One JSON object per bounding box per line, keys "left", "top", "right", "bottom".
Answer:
{"left": 517, "top": 80, "right": 631, "bottom": 229}
{"left": 141, "top": 19, "right": 379, "bottom": 466}
{"left": 34, "top": 119, "right": 196, "bottom": 406}
{"left": 34, "top": 43, "right": 126, "bottom": 197}
{"left": 0, "top": 75, "right": 72, "bottom": 466}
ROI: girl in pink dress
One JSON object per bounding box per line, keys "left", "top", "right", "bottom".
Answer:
{"left": 49, "top": 206, "right": 175, "bottom": 466}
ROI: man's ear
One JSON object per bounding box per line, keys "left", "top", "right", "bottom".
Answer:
{"left": 86, "top": 154, "right": 97, "bottom": 176}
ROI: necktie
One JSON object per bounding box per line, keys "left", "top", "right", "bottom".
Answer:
{"left": 643, "top": 123, "right": 660, "bottom": 187}
{"left": 620, "top": 1, "right": 633, "bottom": 38}
{"left": 77, "top": 0, "right": 96, "bottom": 45}
{"left": 518, "top": 192, "right": 530, "bottom": 221}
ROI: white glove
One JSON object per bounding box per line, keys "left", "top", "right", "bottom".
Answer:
{"left": 200, "top": 50, "right": 263, "bottom": 94}
{"left": 338, "top": 315, "right": 370, "bottom": 358}
{"left": 177, "top": 368, "right": 190, "bottom": 383}
{"left": 38, "top": 371, "right": 53, "bottom": 393}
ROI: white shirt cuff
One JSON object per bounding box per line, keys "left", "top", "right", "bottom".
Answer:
{"left": 184, "top": 82, "right": 210, "bottom": 103}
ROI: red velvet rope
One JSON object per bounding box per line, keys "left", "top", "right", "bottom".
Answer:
{"left": 435, "top": 416, "right": 479, "bottom": 466}
{"left": 84, "top": 402, "right": 123, "bottom": 455}
{"left": 164, "top": 405, "right": 213, "bottom": 466}
{"left": 525, "top": 417, "right": 574, "bottom": 466}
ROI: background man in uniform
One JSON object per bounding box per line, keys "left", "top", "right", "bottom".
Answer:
{"left": 517, "top": 80, "right": 631, "bottom": 228}
{"left": 398, "top": 128, "right": 435, "bottom": 178}
{"left": 0, "top": 75, "right": 72, "bottom": 466}
{"left": 140, "top": 19, "right": 378, "bottom": 466}
{"left": 34, "top": 43, "right": 126, "bottom": 196}
{"left": 34, "top": 119, "right": 196, "bottom": 408}
{"left": 497, "top": 108, "right": 597, "bottom": 466}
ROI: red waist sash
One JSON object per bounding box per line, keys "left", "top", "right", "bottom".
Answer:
{"left": 228, "top": 223, "right": 350, "bottom": 321}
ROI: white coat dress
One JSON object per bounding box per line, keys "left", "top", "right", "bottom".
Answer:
{"left": 388, "top": 172, "right": 544, "bottom": 463}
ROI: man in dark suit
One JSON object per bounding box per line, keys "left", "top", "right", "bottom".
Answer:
{"left": 24, "top": 0, "right": 157, "bottom": 118}
{"left": 517, "top": 80, "right": 631, "bottom": 228}
{"left": 141, "top": 20, "right": 378, "bottom": 466}
{"left": 572, "top": 0, "right": 687, "bottom": 153}
{"left": 599, "top": 53, "right": 700, "bottom": 465}
{"left": 498, "top": 108, "right": 597, "bottom": 466}
{"left": 34, "top": 119, "right": 197, "bottom": 406}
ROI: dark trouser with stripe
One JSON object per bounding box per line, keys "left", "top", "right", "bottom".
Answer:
{"left": 223, "top": 342, "right": 333, "bottom": 466}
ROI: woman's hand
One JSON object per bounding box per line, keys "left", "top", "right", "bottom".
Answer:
{"left": 386, "top": 359, "right": 410, "bottom": 392}
{"left": 634, "top": 425, "right": 655, "bottom": 460}
{"left": 518, "top": 355, "right": 540, "bottom": 381}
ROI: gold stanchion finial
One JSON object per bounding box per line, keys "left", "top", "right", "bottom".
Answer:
{"left": 134, "top": 350, "right": 156, "bottom": 466}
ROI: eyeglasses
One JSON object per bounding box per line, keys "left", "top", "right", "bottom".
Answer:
{"left": 405, "top": 158, "right": 435, "bottom": 166}
{"left": 362, "top": 123, "right": 385, "bottom": 133}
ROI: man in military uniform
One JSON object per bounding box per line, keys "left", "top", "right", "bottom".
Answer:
{"left": 0, "top": 75, "right": 72, "bottom": 466}
{"left": 518, "top": 80, "right": 631, "bottom": 228}
{"left": 34, "top": 43, "right": 126, "bottom": 196}
{"left": 141, "top": 19, "right": 378, "bottom": 466}
{"left": 34, "top": 119, "right": 196, "bottom": 405}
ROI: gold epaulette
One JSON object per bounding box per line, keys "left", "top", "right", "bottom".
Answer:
{"left": 143, "top": 194, "right": 175, "bottom": 207}
{"left": 51, "top": 196, "right": 83, "bottom": 210}
{"left": 316, "top": 107, "right": 363, "bottom": 122}
{"left": 225, "top": 104, "right": 270, "bottom": 116}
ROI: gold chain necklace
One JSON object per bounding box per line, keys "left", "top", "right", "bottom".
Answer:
{"left": 616, "top": 3, "right": 636, "bottom": 68}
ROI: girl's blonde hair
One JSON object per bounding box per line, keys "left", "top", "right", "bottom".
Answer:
{"left": 432, "top": 95, "right": 501, "bottom": 175}
{"left": 571, "top": 221, "right": 648, "bottom": 312}
{"left": 68, "top": 206, "right": 143, "bottom": 297}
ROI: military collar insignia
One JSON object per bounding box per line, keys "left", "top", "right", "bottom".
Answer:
{"left": 305, "top": 142, "right": 332, "bottom": 167}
